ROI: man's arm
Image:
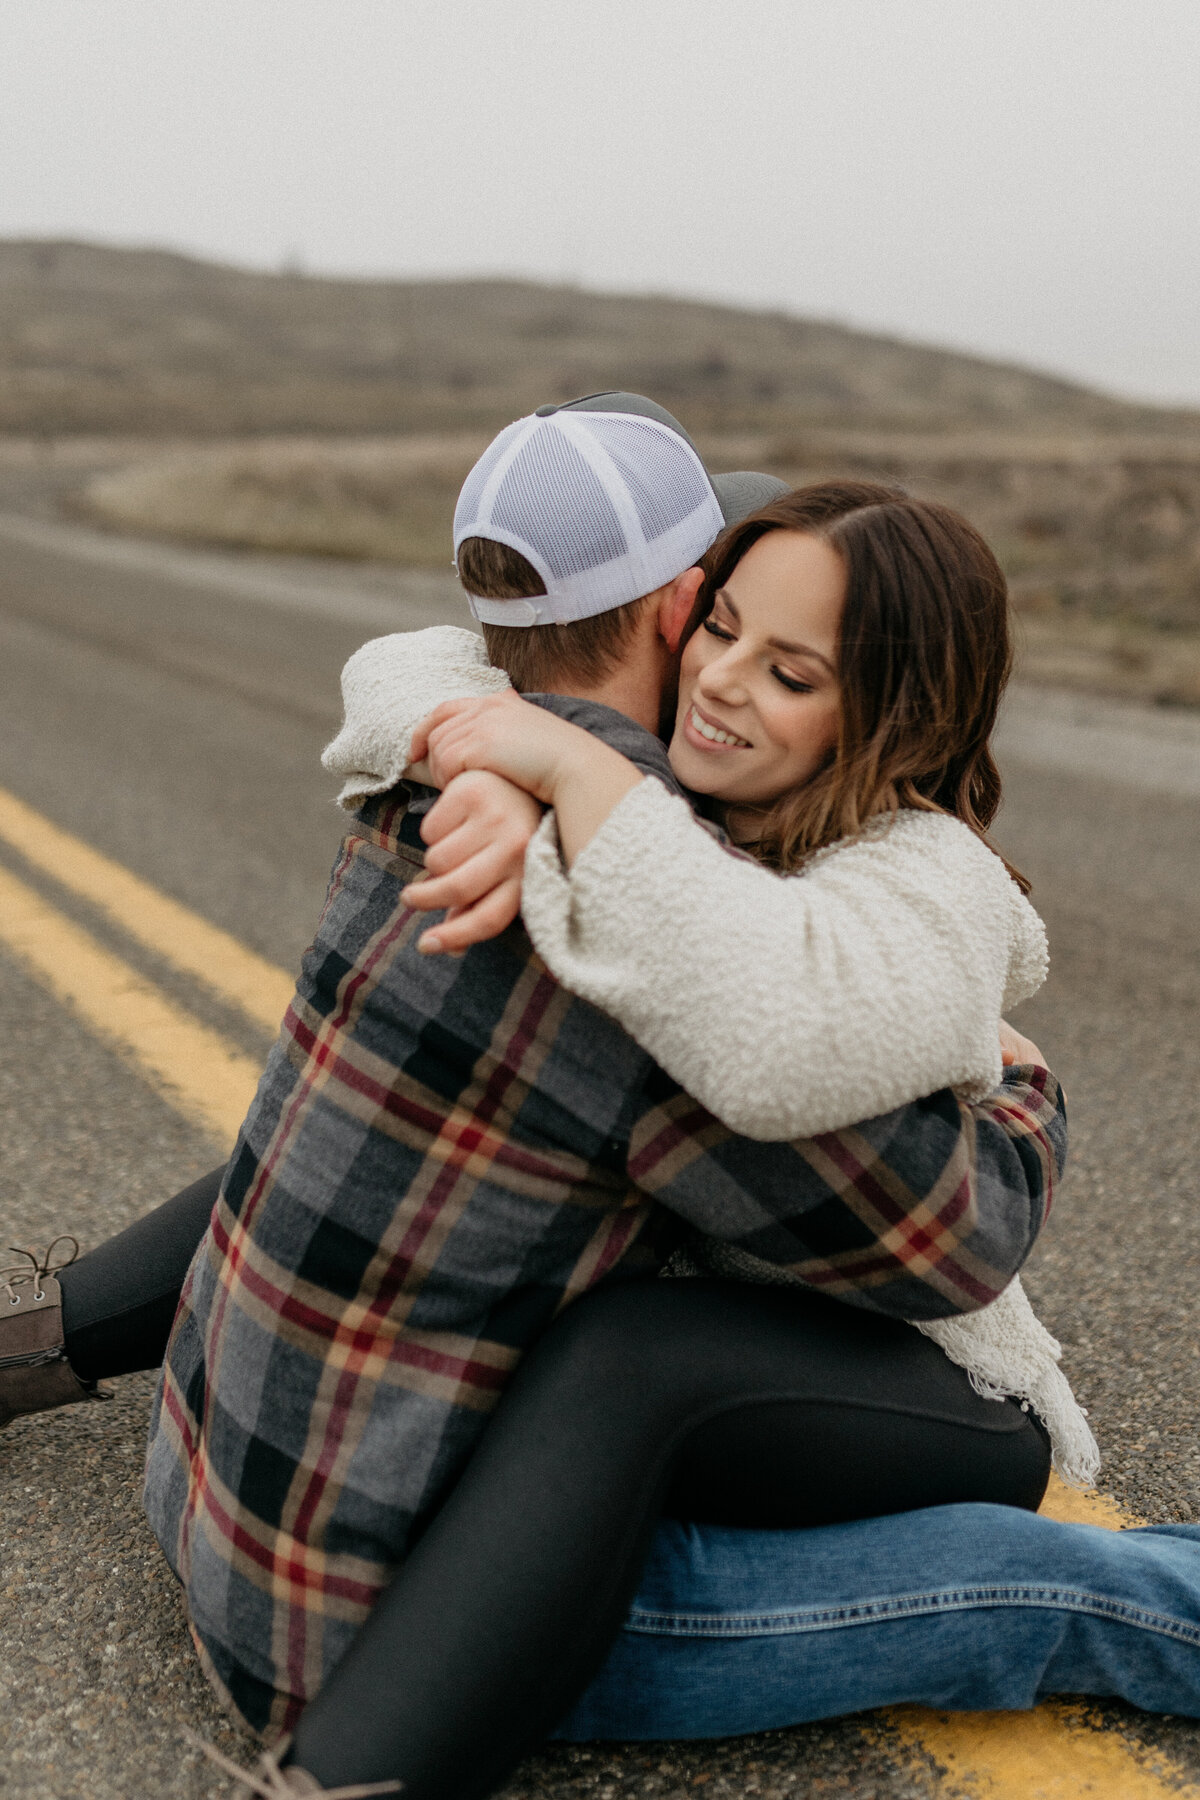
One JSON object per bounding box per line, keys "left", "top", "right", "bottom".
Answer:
{"left": 627, "top": 1064, "right": 1065, "bottom": 1322}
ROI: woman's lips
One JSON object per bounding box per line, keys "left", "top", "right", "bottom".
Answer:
{"left": 682, "top": 702, "right": 752, "bottom": 751}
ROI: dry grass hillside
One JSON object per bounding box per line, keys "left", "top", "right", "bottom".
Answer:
{"left": 2, "top": 238, "right": 1194, "bottom": 438}
{"left": 4, "top": 240, "right": 1200, "bottom": 703}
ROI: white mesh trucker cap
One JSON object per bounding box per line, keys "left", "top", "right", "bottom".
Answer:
{"left": 454, "top": 391, "right": 788, "bottom": 627}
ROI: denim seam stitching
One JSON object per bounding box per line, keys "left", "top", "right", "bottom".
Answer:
{"left": 624, "top": 1586, "right": 1200, "bottom": 1645}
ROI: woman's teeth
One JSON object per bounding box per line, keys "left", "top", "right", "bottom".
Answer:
{"left": 689, "top": 705, "right": 750, "bottom": 747}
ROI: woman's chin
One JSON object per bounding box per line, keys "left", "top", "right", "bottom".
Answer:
{"left": 666, "top": 742, "right": 781, "bottom": 814}
{"left": 666, "top": 736, "right": 726, "bottom": 798}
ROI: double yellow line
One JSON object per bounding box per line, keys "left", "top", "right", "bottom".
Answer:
{"left": 0, "top": 783, "right": 1196, "bottom": 1799}
{"left": 0, "top": 786, "right": 292, "bottom": 1143}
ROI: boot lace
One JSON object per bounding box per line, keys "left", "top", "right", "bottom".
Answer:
{"left": 184, "top": 1728, "right": 402, "bottom": 1797}
{"left": 0, "top": 1236, "right": 79, "bottom": 1307}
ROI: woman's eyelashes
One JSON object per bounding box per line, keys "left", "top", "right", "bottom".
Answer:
{"left": 772, "top": 667, "right": 816, "bottom": 694}
{"left": 701, "top": 617, "right": 736, "bottom": 643}
{"left": 701, "top": 616, "right": 817, "bottom": 695}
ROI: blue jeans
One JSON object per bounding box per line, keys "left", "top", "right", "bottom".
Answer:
{"left": 553, "top": 1505, "right": 1200, "bottom": 1740}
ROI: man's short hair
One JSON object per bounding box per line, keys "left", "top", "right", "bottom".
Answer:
{"left": 456, "top": 537, "right": 651, "bottom": 693}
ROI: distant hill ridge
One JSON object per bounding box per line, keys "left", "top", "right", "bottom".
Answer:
{"left": 1, "top": 238, "right": 1192, "bottom": 438}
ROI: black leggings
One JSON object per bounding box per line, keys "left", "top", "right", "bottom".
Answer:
{"left": 58, "top": 1166, "right": 225, "bottom": 1383}
{"left": 57, "top": 1171, "right": 1050, "bottom": 1799}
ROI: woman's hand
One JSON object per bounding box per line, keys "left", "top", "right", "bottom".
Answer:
{"left": 411, "top": 693, "right": 645, "bottom": 867}
{"left": 999, "top": 1019, "right": 1047, "bottom": 1069}
{"left": 411, "top": 693, "right": 597, "bottom": 807}
{"left": 403, "top": 770, "right": 542, "bottom": 955}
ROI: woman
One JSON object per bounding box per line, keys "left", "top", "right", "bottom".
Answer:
{"left": 254, "top": 481, "right": 1200, "bottom": 1799}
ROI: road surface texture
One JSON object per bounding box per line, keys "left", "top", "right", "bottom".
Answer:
{"left": 0, "top": 511, "right": 1198, "bottom": 1799}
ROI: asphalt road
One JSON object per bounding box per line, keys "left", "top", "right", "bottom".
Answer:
{"left": 1, "top": 513, "right": 1199, "bottom": 1798}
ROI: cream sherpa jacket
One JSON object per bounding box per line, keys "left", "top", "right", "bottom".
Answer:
{"left": 322, "top": 626, "right": 1099, "bottom": 1487}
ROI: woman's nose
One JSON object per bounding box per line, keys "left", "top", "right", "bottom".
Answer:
{"left": 697, "top": 651, "right": 750, "bottom": 707}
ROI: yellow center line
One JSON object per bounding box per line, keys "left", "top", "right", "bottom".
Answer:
{"left": 0, "top": 792, "right": 1193, "bottom": 1796}
{"left": 0, "top": 860, "right": 263, "bottom": 1144}
{"left": 0, "top": 784, "right": 294, "bottom": 1035}
{"left": 1038, "top": 1472, "right": 1132, "bottom": 1530}
{"left": 885, "top": 1701, "right": 1200, "bottom": 1798}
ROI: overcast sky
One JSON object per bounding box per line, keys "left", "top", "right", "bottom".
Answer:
{"left": 3, "top": 0, "right": 1198, "bottom": 405}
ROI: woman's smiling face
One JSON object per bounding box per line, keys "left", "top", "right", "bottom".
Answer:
{"left": 669, "top": 529, "right": 844, "bottom": 818}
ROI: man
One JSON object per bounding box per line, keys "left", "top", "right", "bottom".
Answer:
{"left": 0, "top": 395, "right": 1064, "bottom": 1789}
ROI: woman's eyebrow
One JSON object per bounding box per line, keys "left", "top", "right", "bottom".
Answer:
{"left": 767, "top": 635, "right": 836, "bottom": 675}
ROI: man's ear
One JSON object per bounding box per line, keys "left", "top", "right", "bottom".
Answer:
{"left": 656, "top": 566, "right": 706, "bottom": 652}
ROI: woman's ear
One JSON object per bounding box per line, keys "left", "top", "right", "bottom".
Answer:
{"left": 657, "top": 566, "right": 706, "bottom": 651}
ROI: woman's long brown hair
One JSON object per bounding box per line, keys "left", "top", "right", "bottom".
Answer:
{"left": 697, "top": 479, "right": 1029, "bottom": 892}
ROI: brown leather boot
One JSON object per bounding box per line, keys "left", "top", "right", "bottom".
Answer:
{"left": 0, "top": 1239, "right": 110, "bottom": 1428}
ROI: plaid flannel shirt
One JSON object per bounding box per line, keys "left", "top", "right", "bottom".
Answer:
{"left": 143, "top": 699, "right": 1066, "bottom": 1738}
